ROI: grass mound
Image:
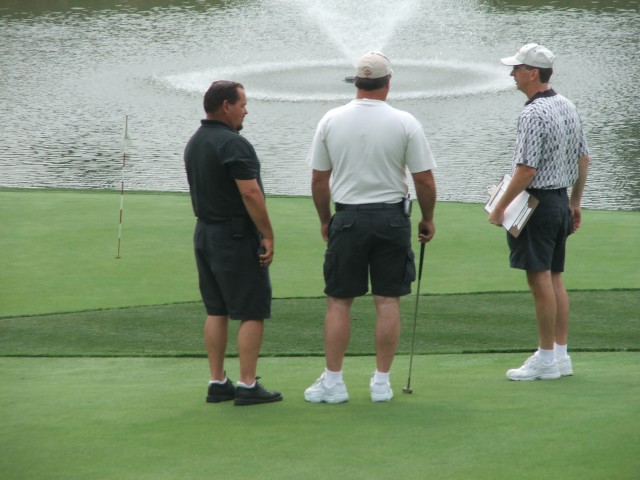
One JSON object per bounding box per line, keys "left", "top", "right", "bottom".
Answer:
{"left": 1, "top": 290, "right": 637, "bottom": 357}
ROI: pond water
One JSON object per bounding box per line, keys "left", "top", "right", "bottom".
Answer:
{"left": 1, "top": 0, "right": 639, "bottom": 210}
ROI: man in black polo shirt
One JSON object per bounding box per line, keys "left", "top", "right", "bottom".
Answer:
{"left": 489, "top": 44, "right": 589, "bottom": 381}
{"left": 184, "top": 80, "right": 282, "bottom": 405}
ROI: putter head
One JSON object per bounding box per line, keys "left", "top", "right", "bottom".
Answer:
{"left": 402, "top": 387, "right": 413, "bottom": 394}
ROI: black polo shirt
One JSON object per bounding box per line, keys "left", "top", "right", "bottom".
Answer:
{"left": 184, "top": 120, "right": 264, "bottom": 222}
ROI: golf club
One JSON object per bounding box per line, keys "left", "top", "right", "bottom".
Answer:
{"left": 403, "top": 240, "right": 426, "bottom": 394}
{"left": 115, "top": 114, "right": 131, "bottom": 260}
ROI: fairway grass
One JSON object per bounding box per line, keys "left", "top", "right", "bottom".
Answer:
{"left": 1, "top": 190, "right": 639, "bottom": 316}
{"left": 1, "top": 354, "right": 638, "bottom": 480}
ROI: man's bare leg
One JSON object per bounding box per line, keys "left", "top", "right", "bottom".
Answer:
{"left": 526, "top": 270, "right": 556, "bottom": 351}
{"left": 237, "top": 319, "right": 264, "bottom": 385}
{"left": 324, "top": 296, "right": 353, "bottom": 372}
{"left": 204, "top": 315, "right": 228, "bottom": 381}
{"left": 373, "top": 295, "right": 401, "bottom": 373}
{"left": 552, "top": 272, "right": 570, "bottom": 345}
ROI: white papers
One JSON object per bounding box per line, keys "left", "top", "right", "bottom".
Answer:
{"left": 484, "top": 174, "right": 539, "bottom": 238}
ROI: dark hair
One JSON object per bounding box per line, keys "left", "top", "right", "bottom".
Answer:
{"left": 203, "top": 80, "right": 244, "bottom": 114}
{"left": 354, "top": 74, "right": 391, "bottom": 91}
{"left": 537, "top": 67, "right": 553, "bottom": 83}
{"left": 525, "top": 66, "right": 553, "bottom": 83}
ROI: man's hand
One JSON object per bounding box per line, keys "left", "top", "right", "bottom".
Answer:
{"left": 488, "top": 207, "right": 504, "bottom": 227}
{"left": 570, "top": 205, "right": 582, "bottom": 233}
{"left": 320, "top": 222, "right": 330, "bottom": 242}
{"left": 418, "top": 220, "right": 435, "bottom": 243}
{"left": 259, "top": 237, "right": 274, "bottom": 267}
{"left": 488, "top": 165, "right": 535, "bottom": 228}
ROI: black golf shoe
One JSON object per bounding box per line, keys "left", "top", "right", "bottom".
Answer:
{"left": 206, "top": 378, "right": 236, "bottom": 403}
{"left": 234, "top": 379, "right": 283, "bottom": 406}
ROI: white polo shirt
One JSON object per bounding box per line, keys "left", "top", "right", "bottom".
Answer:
{"left": 308, "top": 99, "right": 436, "bottom": 204}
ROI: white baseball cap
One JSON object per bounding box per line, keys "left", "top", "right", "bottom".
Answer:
{"left": 500, "top": 43, "right": 555, "bottom": 68}
{"left": 355, "top": 51, "right": 393, "bottom": 79}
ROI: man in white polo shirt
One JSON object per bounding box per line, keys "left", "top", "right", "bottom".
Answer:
{"left": 305, "top": 51, "right": 437, "bottom": 403}
{"left": 489, "top": 43, "right": 590, "bottom": 381}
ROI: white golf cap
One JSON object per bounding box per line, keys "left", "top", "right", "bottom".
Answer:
{"left": 355, "top": 51, "right": 393, "bottom": 79}
{"left": 500, "top": 43, "right": 555, "bottom": 68}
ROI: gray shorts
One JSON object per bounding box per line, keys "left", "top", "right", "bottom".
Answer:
{"left": 507, "top": 189, "right": 572, "bottom": 272}
{"left": 194, "top": 219, "right": 271, "bottom": 319}
{"left": 323, "top": 204, "right": 416, "bottom": 298}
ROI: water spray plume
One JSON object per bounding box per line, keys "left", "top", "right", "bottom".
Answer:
{"left": 303, "top": 0, "right": 419, "bottom": 62}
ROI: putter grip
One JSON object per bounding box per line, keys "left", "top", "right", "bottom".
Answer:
{"left": 418, "top": 244, "right": 425, "bottom": 280}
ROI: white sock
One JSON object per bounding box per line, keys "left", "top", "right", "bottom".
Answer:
{"left": 209, "top": 377, "right": 228, "bottom": 385}
{"left": 373, "top": 370, "right": 390, "bottom": 384}
{"left": 537, "top": 348, "right": 555, "bottom": 364}
{"left": 237, "top": 381, "right": 256, "bottom": 388}
{"left": 554, "top": 343, "right": 568, "bottom": 359}
{"left": 324, "top": 368, "right": 343, "bottom": 387}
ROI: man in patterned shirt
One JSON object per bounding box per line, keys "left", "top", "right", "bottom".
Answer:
{"left": 489, "top": 43, "right": 590, "bottom": 381}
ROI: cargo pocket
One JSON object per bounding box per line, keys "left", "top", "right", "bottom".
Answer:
{"left": 388, "top": 214, "right": 411, "bottom": 229}
{"left": 330, "top": 214, "right": 357, "bottom": 235}
{"left": 404, "top": 248, "right": 416, "bottom": 284}
{"left": 323, "top": 251, "right": 337, "bottom": 290}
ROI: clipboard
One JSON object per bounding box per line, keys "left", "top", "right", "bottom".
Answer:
{"left": 484, "top": 174, "right": 539, "bottom": 238}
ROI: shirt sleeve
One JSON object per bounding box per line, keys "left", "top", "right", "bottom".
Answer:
{"left": 405, "top": 119, "right": 437, "bottom": 173}
{"left": 307, "top": 116, "right": 333, "bottom": 171}
{"left": 222, "top": 136, "right": 260, "bottom": 180}
{"left": 577, "top": 116, "right": 589, "bottom": 158}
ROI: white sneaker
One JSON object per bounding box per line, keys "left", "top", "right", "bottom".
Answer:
{"left": 370, "top": 375, "right": 393, "bottom": 402}
{"left": 304, "top": 373, "right": 349, "bottom": 403}
{"left": 557, "top": 356, "right": 573, "bottom": 376}
{"left": 506, "top": 354, "right": 561, "bottom": 381}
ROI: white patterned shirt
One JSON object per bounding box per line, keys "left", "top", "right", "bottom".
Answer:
{"left": 512, "top": 90, "right": 588, "bottom": 189}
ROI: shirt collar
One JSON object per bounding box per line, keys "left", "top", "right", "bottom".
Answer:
{"left": 525, "top": 88, "right": 557, "bottom": 106}
{"left": 201, "top": 119, "right": 237, "bottom": 132}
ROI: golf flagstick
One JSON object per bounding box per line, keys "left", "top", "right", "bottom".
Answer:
{"left": 116, "top": 115, "right": 131, "bottom": 259}
{"left": 403, "top": 240, "right": 426, "bottom": 394}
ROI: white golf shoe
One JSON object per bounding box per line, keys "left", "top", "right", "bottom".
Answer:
{"left": 557, "top": 356, "right": 573, "bottom": 377}
{"left": 506, "top": 354, "right": 561, "bottom": 381}
{"left": 304, "top": 373, "right": 349, "bottom": 403}
{"left": 370, "top": 375, "right": 393, "bottom": 402}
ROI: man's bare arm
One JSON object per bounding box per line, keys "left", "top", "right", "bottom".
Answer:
{"left": 569, "top": 155, "right": 589, "bottom": 233}
{"left": 412, "top": 169, "right": 437, "bottom": 243}
{"left": 311, "top": 169, "right": 333, "bottom": 242}
{"left": 488, "top": 164, "right": 536, "bottom": 227}
{"left": 236, "top": 179, "right": 274, "bottom": 266}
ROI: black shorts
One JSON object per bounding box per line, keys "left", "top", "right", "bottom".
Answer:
{"left": 193, "top": 219, "right": 271, "bottom": 320}
{"left": 507, "top": 189, "right": 572, "bottom": 272}
{"left": 323, "top": 204, "right": 416, "bottom": 298}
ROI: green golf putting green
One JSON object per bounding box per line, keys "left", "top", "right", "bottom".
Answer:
{"left": 1, "top": 190, "right": 638, "bottom": 317}
{"left": 1, "top": 354, "right": 638, "bottom": 480}
{"left": 1, "top": 189, "right": 638, "bottom": 480}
